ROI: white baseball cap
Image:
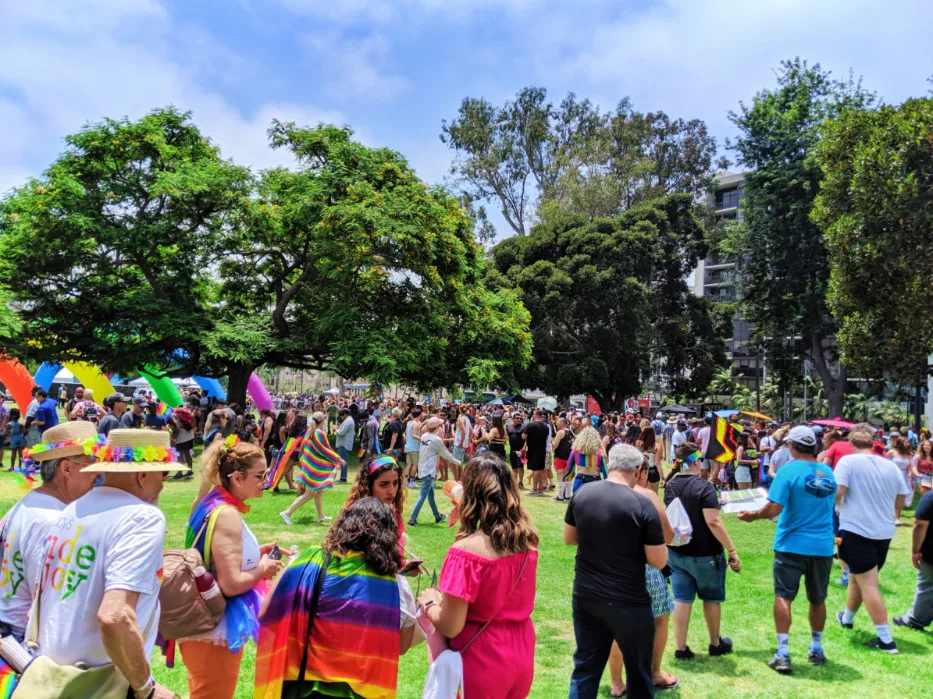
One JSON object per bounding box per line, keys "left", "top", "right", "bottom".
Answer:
{"left": 785, "top": 425, "right": 817, "bottom": 447}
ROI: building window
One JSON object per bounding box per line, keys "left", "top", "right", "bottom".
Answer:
{"left": 715, "top": 187, "right": 742, "bottom": 210}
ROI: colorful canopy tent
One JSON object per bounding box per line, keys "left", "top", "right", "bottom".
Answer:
{"left": 0, "top": 356, "right": 37, "bottom": 412}
{"left": 248, "top": 371, "right": 274, "bottom": 411}
{"left": 740, "top": 410, "right": 775, "bottom": 422}
{"left": 192, "top": 375, "right": 227, "bottom": 400}
{"left": 139, "top": 366, "right": 184, "bottom": 408}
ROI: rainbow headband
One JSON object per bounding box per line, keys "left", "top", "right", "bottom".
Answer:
{"left": 94, "top": 444, "right": 180, "bottom": 464}
{"left": 22, "top": 434, "right": 105, "bottom": 460}
{"left": 674, "top": 450, "right": 702, "bottom": 471}
{"left": 368, "top": 455, "right": 399, "bottom": 474}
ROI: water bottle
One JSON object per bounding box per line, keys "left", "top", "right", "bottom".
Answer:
{"left": 193, "top": 566, "right": 222, "bottom": 601}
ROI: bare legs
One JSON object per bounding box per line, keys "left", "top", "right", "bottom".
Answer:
{"left": 847, "top": 568, "right": 888, "bottom": 625}
{"left": 609, "top": 614, "right": 674, "bottom": 693}
{"left": 283, "top": 489, "right": 325, "bottom": 521}
{"left": 673, "top": 601, "right": 722, "bottom": 650}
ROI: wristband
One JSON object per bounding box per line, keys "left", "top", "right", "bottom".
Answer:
{"left": 133, "top": 674, "right": 155, "bottom": 699}
{"left": 423, "top": 599, "right": 438, "bottom": 611}
{"left": 728, "top": 548, "right": 737, "bottom": 555}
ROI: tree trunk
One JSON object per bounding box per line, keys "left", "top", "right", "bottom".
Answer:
{"left": 227, "top": 361, "right": 253, "bottom": 408}
{"left": 809, "top": 332, "right": 847, "bottom": 418}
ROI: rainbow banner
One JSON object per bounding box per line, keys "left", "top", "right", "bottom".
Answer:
{"left": 0, "top": 658, "right": 17, "bottom": 699}
{"left": 254, "top": 548, "right": 400, "bottom": 699}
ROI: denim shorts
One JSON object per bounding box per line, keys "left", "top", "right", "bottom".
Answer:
{"left": 667, "top": 549, "right": 727, "bottom": 603}
{"left": 453, "top": 446, "right": 466, "bottom": 462}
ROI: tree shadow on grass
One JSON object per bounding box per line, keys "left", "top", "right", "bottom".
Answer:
{"left": 667, "top": 655, "right": 737, "bottom": 677}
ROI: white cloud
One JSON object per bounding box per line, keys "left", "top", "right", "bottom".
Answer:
{"left": 303, "top": 31, "right": 409, "bottom": 99}
{"left": 275, "top": 0, "right": 543, "bottom": 24}
{"left": 0, "top": 0, "right": 344, "bottom": 193}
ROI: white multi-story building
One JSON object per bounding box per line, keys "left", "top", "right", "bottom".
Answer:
{"left": 692, "top": 171, "right": 764, "bottom": 390}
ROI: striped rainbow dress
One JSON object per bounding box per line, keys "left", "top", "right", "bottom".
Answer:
{"left": 254, "top": 548, "right": 401, "bottom": 699}
{"left": 297, "top": 429, "right": 342, "bottom": 491}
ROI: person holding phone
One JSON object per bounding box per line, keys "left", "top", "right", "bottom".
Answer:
{"left": 664, "top": 442, "right": 741, "bottom": 662}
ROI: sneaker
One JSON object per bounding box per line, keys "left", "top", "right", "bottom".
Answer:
{"left": 836, "top": 611, "right": 853, "bottom": 629}
{"left": 336, "top": 479, "right": 347, "bottom": 483}
{"left": 407, "top": 519, "right": 418, "bottom": 527}
{"left": 895, "top": 519, "right": 904, "bottom": 526}
{"left": 517, "top": 482, "right": 525, "bottom": 490}
{"left": 183, "top": 471, "right": 195, "bottom": 480}
{"left": 553, "top": 497, "right": 565, "bottom": 502}
{"left": 808, "top": 649, "right": 826, "bottom": 666}
{"left": 435, "top": 513, "right": 447, "bottom": 524}
{"left": 171, "top": 472, "right": 185, "bottom": 480}
{"left": 317, "top": 515, "right": 332, "bottom": 523}
{"left": 866, "top": 637, "right": 899, "bottom": 654}
{"left": 547, "top": 484, "right": 556, "bottom": 491}
{"left": 893, "top": 616, "right": 925, "bottom": 630}
{"left": 674, "top": 646, "right": 695, "bottom": 661}
{"left": 407, "top": 481, "right": 419, "bottom": 489}
{"left": 836, "top": 575, "right": 849, "bottom": 587}
{"left": 768, "top": 653, "right": 792, "bottom": 674}
{"left": 279, "top": 511, "right": 292, "bottom": 526}
{"left": 708, "top": 636, "right": 733, "bottom": 657}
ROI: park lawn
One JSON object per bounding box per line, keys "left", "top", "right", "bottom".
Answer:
{"left": 3, "top": 459, "right": 933, "bottom": 699}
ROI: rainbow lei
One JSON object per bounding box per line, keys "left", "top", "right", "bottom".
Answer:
{"left": 22, "top": 434, "right": 105, "bottom": 460}
{"left": 94, "top": 444, "right": 180, "bottom": 463}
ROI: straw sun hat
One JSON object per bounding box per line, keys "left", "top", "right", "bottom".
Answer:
{"left": 83, "top": 428, "right": 186, "bottom": 473}
{"left": 24, "top": 421, "right": 103, "bottom": 462}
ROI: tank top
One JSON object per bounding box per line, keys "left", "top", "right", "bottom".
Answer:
{"left": 554, "top": 430, "right": 573, "bottom": 460}
{"left": 917, "top": 458, "right": 933, "bottom": 475}
{"left": 892, "top": 455, "right": 911, "bottom": 471}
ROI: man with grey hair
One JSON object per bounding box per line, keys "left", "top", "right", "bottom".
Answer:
{"left": 0, "top": 422, "right": 99, "bottom": 641}
{"left": 565, "top": 442, "right": 667, "bottom": 698}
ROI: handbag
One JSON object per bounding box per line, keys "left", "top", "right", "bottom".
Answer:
{"left": 12, "top": 569, "right": 156, "bottom": 699}
{"left": 421, "top": 551, "right": 530, "bottom": 699}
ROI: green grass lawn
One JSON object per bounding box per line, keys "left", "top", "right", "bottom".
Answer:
{"left": 3, "top": 458, "right": 932, "bottom": 698}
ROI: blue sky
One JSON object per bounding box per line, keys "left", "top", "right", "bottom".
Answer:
{"left": 2, "top": 0, "right": 931, "bottom": 236}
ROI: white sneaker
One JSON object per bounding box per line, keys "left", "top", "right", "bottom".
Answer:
{"left": 279, "top": 511, "right": 292, "bottom": 526}
{"left": 318, "top": 515, "right": 333, "bottom": 523}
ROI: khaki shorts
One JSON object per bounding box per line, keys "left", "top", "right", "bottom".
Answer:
{"left": 406, "top": 451, "right": 420, "bottom": 467}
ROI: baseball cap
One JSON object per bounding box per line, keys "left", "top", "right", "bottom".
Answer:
{"left": 132, "top": 395, "right": 148, "bottom": 406}
{"left": 105, "top": 392, "right": 130, "bottom": 408}
{"left": 785, "top": 425, "right": 817, "bottom": 447}
{"left": 656, "top": 412, "right": 663, "bottom": 419}
{"left": 676, "top": 418, "right": 687, "bottom": 428}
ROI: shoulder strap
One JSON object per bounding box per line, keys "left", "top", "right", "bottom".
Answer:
{"left": 460, "top": 551, "right": 530, "bottom": 654}
{"left": 198, "top": 505, "right": 229, "bottom": 570}
{"left": 297, "top": 550, "right": 332, "bottom": 693}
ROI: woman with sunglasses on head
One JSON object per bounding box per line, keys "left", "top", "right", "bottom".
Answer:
{"left": 279, "top": 411, "right": 345, "bottom": 526}
{"left": 417, "top": 453, "right": 539, "bottom": 699}
{"left": 180, "top": 438, "right": 287, "bottom": 699}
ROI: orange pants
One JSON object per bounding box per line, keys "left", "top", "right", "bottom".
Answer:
{"left": 178, "top": 640, "right": 243, "bottom": 699}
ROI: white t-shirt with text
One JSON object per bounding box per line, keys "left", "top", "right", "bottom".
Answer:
{"left": 0, "top": 491, "right": 67, "bottom": 636}
{"left": 37, "top": 487, "right": 166, "bottom": 667}
{"left": 835, "top": 453, "right": 910, "bottom": 541}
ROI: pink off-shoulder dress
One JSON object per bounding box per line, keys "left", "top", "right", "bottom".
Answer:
{"left": 438, "top": 546, "right": 538, "bottom": 699}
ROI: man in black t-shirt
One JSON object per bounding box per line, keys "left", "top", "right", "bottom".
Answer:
{"left": 381, "top": 408, "right": 405, "bottom": 458}
{"left": 565, "top": 443, "right": 667, "bottom": 698}
{"left": 523, "top": 409, "right": 550, "bottom": 496}
{"left": 664, "top": 442, "right": 741, "bottom": 661}
{"left": 895, "top": 489, "right": 933, "bottom": 629}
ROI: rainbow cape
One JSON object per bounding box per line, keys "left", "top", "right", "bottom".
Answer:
{"left": 567, "top": 450, "right": 607, "bottom": 481}
{"left": 297, "top": 429, "right": 342, "bottom": 491}
{"left": 266, "top": 436, "right": 303, "bottom": 490}
{"left": 254, "top": 548, "right": 400, "bottom": 699}
{"left": 187, "top": 487, "right": 265, "bottom": 652}
{"left": 0, "top": 659, "right": 16, "bottom": 699}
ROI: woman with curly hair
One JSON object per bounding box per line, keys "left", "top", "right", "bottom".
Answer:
{"left": 343, "top": 454, "right": 407, "bottom": 545}
{"left": 568, "top": 426, "right": 608, "bottom": 494}
{"left": 255, "top": 498, "right": 418, "bottom": 699}
{"left": 417, "top": 453, "right": 538, "bottom": 699}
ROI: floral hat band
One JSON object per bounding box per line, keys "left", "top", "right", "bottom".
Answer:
{"left": 23, "top": 422, "right": 103, "bottom": 462}
{"left": 83, "top": 428, "right": 187, "bottom": 474}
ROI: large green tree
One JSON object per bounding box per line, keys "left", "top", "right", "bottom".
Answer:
{"left": 0, "top": 107, "right": 252, "bottom": 375}
{"left": 814, "top": 97, "right": 933, "bottom": 419}
{"left": 489, "top": 194, "right": 725, "bottom": 410}
{"left": 214, "top": 121, "right": 532, "bottom": 402}
{"left": 726, "top": 59, "right": 874, "bottom": 417}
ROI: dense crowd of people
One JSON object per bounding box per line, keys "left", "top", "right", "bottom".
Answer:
{"left": 1, "top": 385, "right": 931, "bottom": 698}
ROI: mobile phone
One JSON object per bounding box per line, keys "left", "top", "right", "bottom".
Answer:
{"left": 268, "top": 545, "right": 282, "bottom": 561}
{"left": 399, "top": 558, "right": 423, "bottom": 576}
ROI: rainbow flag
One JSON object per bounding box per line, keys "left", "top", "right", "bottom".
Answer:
{"left": 265, "top": 436, "right": 303, "bottom": 490}
{"left": 254, "top": 548, "right": 400, "bottom": 699}
{"left": 297, "top": 429, "right": 342, "bottom": 491}
{"left": 0, "top": 658, "right": 16, "bottom": 699}
{"left": 156, "top": 400, "right": 173, "bottom": 419}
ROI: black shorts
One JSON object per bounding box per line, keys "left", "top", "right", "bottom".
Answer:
{"left": 526, "top": 452, "right": 546, "bottom": 471}
{"left": 647, "top": 465, "right": 661, "bottom": 483}
{"left": 175, "top": 439, "right": 194, "bottom": 452}
{"left": 773, "top": 551, "right": 832, "bottom": 603}
{"left": 838, "top": 530, "right": 891, "bottom": 575}
{"left": 510, "top": 451, "right": 523, "bottom": 470}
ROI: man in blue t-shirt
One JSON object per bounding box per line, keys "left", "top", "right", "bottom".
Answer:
{"left": 738, "top": 425, "right": 836, "bottom": 674}
{"left": 33, "top": 390, "right": 60, "bottom": 434}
